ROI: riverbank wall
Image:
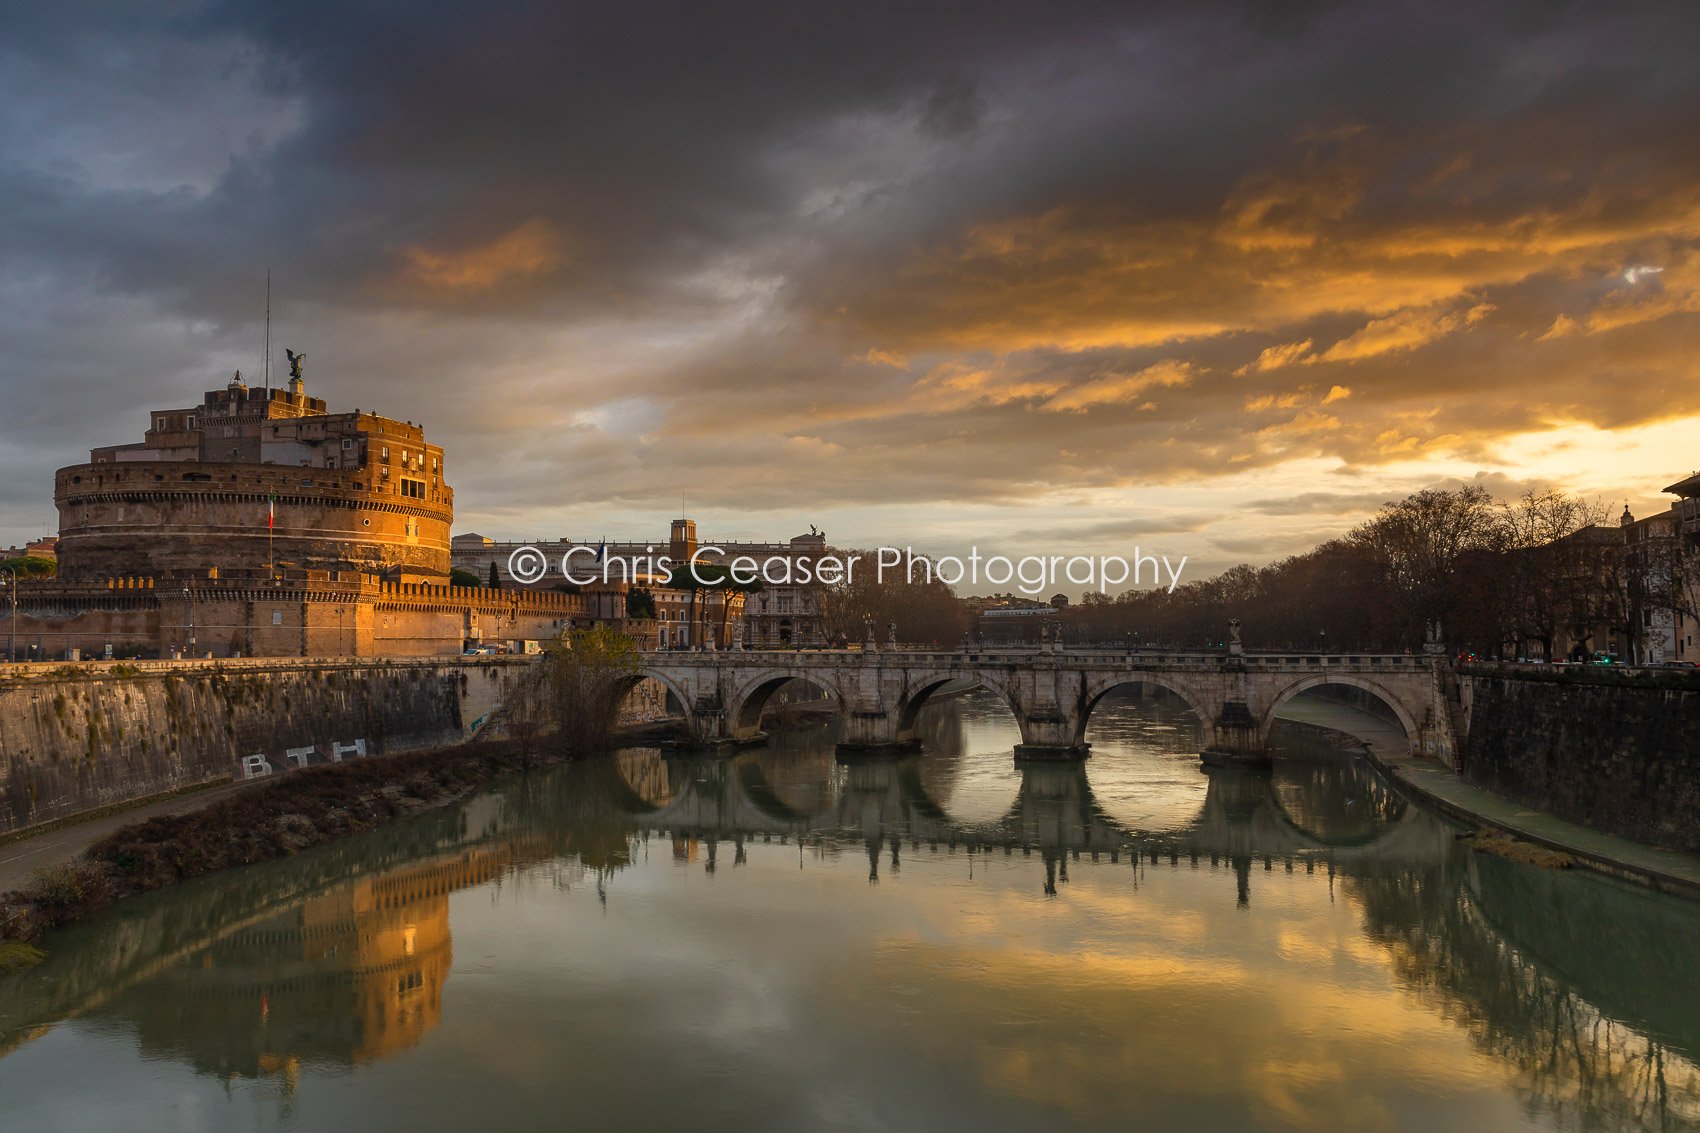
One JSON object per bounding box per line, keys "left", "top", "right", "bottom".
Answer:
{"left": 1458, "top": 663, "right": 1700, "bottom": 855}
{"left": 0, "top": 657, "right": 540, "bottom": 836}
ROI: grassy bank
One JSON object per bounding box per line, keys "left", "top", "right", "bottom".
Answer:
{"left": 0, "top": 732, "right": 621, "bottom": 952}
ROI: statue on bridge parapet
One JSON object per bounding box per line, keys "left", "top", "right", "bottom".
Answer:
{"left": 1228, "top": 618, "right": 1244, "bottom": 657}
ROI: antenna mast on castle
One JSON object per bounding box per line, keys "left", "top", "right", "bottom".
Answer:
{"left": 263, "top": 269, "right": 272, "bottom": 392}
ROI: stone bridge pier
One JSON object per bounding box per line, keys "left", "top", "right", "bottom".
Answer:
{"left": 637, "top": 640, "right": 1457, "bottom": 765}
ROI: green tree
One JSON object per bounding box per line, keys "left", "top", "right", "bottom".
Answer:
{"left": 626, "top": 586, "right": 657, "bottom": 620}
{"left": 0, "top": 556, "right": 56, "bottom": 579}
{"left": 663, "top": 561, "right": 761, "bottom": 647}
{"left": 487, "top": 560, "right": 501, "bottom": 589}
{"left": 449, "top": 567, "right": 481, "bottom": 588}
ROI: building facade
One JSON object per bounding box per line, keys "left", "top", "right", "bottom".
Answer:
{"left": 1545, "top": 473, "right": 1700, "bottom": 665}
{"left": 1619, "top": 472, "right": 1700, "bottom": 664}
{"left": 452, "top": 518, "right": 826, "bottom": 649}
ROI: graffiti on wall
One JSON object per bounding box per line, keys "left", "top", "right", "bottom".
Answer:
{"left": 238, "top": 738, "right": 369, "bottom": 779}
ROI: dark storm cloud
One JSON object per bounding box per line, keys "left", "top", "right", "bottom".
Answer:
{"left": 2, "top": 0, "right": 1698, "bottom": 547}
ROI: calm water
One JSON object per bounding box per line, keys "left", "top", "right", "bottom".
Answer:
{"left": 2, "top": 688, "right": 1698, "bottom": 1133}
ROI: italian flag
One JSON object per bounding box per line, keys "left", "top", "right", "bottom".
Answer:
{"left": 267, "top": 493, "right": 275, "bottom": 529}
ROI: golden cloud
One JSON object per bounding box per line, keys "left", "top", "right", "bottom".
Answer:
{"left": 1317, "top": 303, "right": 1471, "bottom": 362}
{"left": 1041, "top": 359, "right": 1193, "bottom": 412}
{"left": 400, "top": 218, "right": 566, "bottom": 291}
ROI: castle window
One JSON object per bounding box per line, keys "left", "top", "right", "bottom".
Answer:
{"left": 400, "top": 478, "right": 426, "bottom": 499}
{"left": 382, "top": 445, "right": 390, "bottom": 460}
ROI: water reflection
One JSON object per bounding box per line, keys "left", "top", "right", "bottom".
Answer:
{"left": 2, "top": 694, "right": 1699, "bottom": 1132}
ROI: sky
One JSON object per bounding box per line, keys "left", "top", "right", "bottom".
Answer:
{"left": 2, "top": 0, "right": 1698, "bottom": 583}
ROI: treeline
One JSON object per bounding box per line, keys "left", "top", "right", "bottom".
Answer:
{"left": 817, "top": 550, "right": 969, "bottom": 646}
{"left": 1057, "top": 486, "right": 1694, "bottom": 656}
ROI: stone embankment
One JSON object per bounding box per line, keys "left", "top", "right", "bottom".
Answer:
{"left": 0, "top": 656, "right": 580, "bottom": 836}
{"left": 1458, "top": 663, "right": 1700, "bottom": 855}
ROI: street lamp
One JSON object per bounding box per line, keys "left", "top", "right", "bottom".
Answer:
{"left": 1, "top": 567, "right": 17, "bottom": 664}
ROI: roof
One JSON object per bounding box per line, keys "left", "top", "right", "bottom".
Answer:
{"left": 1664, "top": 471, "right": 1700, "bottom": 498}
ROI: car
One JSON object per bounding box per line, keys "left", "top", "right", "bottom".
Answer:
{"left": 1662, "top": 660, "right": 1700, "bottom": 669}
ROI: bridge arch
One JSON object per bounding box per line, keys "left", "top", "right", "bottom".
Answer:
{"left": 1260, "top": 674, "right": 1419, "bottom": 753}
{"left": 729, "top": 668, "right": 843, "bottom": 737}
{"left": 1075, "top": 674, "right": 1216, "bottom": 748}
{"left": 946, "top": 670, "right": 1036, "bottom": 745}
{"left": 896, "top": 671, "right": 983, "bottom": 734}
{"left": 624, "top": 669, "right": 695, "bottom": 722}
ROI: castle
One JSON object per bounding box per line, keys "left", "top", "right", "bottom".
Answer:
{"left": 10, "top": 372, "right": 607, "bottom": 659}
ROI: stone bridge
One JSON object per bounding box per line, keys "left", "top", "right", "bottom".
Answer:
{"left": 634, "top": 642, "right": 1457, "bottom": 763}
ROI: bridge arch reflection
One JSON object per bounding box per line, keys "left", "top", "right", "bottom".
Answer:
{"left": 615, "top": 745, "right": 1422, "bottom": 878}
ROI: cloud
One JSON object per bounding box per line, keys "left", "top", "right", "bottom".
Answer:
{"left": 1236, "top": 339, "right": 1314, "bottom": 375}
{"left": 1041, "top": 359, "right": 1192, "bottom": 412}
{"left": 1314, "top": 304, "right": 1472, "bottom": 363}
{"left": 1242, "top": 491, "right": 1404, "bottom": 517}
{"left": 2, "top": 1, "right": 1699, "bottom": 560}
{"left": 399, "top": 219, "right": 566, "bottom": 292}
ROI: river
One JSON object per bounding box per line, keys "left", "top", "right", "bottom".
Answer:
{"left": 0, "top": 686, "right": 1697, "bottom": 1132}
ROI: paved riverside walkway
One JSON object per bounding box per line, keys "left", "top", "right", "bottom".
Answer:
{"left": 0, "top": 780, "right": 253, "bottom": 894}
{"left": 1276, "top": 696, "right": 1700, "bottom": 900}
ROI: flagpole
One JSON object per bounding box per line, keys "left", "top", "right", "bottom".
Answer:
{"left": 263, "top": 269, "right": 271, "bottom": 392}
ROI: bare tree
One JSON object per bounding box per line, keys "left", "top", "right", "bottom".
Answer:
{"left": 540, "top": 625, "right": 643, "bottom": 755}
{"left": 1493, "top": 489, "right": 1611, "bottom": 658}
{"left": 816, "top": 551, "right": 969, "bottom": 646}
{"left": 1350, "top": 485, "right": 1504, "bottom": 646}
